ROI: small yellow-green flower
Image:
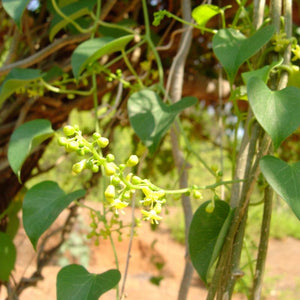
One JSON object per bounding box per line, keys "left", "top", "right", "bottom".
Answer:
{"left": 141, "top": 209, "right": 163, "bottom": 224}
{"left": 141, "top": 187, "right": 165, "bottom": 206}
{"left": 292, "top": 44, "right": 300, "bottom": 61}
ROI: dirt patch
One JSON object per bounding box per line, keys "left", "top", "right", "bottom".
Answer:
{"left": 1, "top": 203, "right": 300, "bottom": 300}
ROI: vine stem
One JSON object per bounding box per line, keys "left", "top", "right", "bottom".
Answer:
{"left": 164, "top": 1, "right": 194, "bottom": 299}
{"left": 250, "top": 185, "right": 273, "bottom": 299}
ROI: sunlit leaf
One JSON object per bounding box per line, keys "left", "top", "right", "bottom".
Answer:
{"left": 71, "top": 35, "right": 134, "bottom": 80}
{"left": 192, "top": 4, "right": 222, "bottom": 27}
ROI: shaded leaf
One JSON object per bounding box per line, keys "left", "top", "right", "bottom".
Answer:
{"left": 128, "top": 90, "right": 197, "bottom": 153}
{"left": 71, "top": 35, "right": 134, "bottom": 80}
{"left": 188, "top": 200, "right": 232, "bottom": 284}
{"left": 23, "top": 181, "right": 85, "bottom": 249}
{"left": 260, "top": 156, "right": 300, "bottom": 220}
{"left": 248, "top": 77, "right": 300, "bottom": 149}
{"left": 49, "top": 0, "right": 96, "bottom": 41}
{"left": 0, "top": 68, "right": 42, "bottom": 107}
{"left": 212, "top": 25, "right": 275, "bottom": 84}
{"left": 2, "top": 0, "right": 29, "bottom": 28}
{"left": 57, "top": 264, "right": 121, "bottom": 300}
{"left": 0, "top": 232, "right": 16, "bottom": 281}
{"left": 8, "top": 119, "right": 54, "bottom": 181}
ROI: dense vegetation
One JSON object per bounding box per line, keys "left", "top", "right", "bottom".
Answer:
{"left": 1, "top": 0, "right": 300, "bottom": 299}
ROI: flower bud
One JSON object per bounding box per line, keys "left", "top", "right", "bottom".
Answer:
{"left": 72, "top": 160, "right": 86, "bottom": 174}
{"left": 92, "top": 164, "right": 99, "bottom": 173}
{"left": 193, "top": 190, "right": 203, "bottom": 199}
{"left": 106, "top": 154, "right": 115, "bottom": 162}
{"left": 69, "top": 141, "right": 79, "bottom": 151}
{"left": 93, "top": 132, "right": 101, "bottom": 140}
{"left": 111, "top": 176, "right": 121, "bottom": 186}
{"left": 132, "top": 175, "right": 142, "bottom": 184}
{"left": 63, "top": 125, "right": 75, "bottom": 136}
{"left": 58, "top": 137, "right": 68, "bottom": 146}
{"left": 205, "top": 202, "right": 215, "bottom": 213}
{"left": 105, "top": 185, "right": 115, "bottom": 202}
{"left": 104, "top": 162, "right": 117, "bottom": 176}
{"left": 126, "top": 155, "right": 139, "bottom": 167}
{"left": 97, "top": 137, "right": 109, "bottom": 148}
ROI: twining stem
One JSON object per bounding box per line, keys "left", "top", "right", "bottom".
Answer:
{"left": 250, "top": 184, "right": 273, "bottom": 299}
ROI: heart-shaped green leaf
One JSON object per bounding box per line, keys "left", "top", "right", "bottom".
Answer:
{"left": 23, "top": 181, "right": 85, "bottom": 249}
{"left": 188, "top": 200, "right": 233, "bottom": 284}
{"left": 212, "top": 25, "right": 275, "bottom": 84}
{"left": 260, "top": 156, "right": 300, "bottom": 220}
{"left": 57, "top": 264, "right": 121, "bottom": 300}
{"left": 128, "top": 89, "right": 197, "bottom": 153}
{"left": 0, "top": 68, "right": 43, "bottom": 107}
{"left": 71, "top": 35, "right": 134, "bottom": 80}
{"left": 242, "top": 60, "right": 283, "bottom": 85}
{"left": 49, "top": 0, "right": 96, "bottom": 41}
{"left": 0, "top": 232, "right": 16, "bottom": 281}
{"left": 192, "top": 4, "right": 222, "bottom": 27}
{"left": 2, "top": 0, "right": 29, "bottom": 28}
{"left": 248, "top": 77, "right": 300, "bottom": 149}
{"left": 8, "top": 119, "right": 54, "bottom": 181}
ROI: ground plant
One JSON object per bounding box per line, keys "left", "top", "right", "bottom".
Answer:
{"left": 0, "top": 0, "right": 300, "bottom": 299}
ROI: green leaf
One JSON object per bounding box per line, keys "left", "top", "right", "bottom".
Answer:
{"left": 8, "top": 119, "right": 54, "bottom": 181}
{"left": 188, "top": 200, "right": 232, "bottom": 284}
{"left": 242, "top": 59, "right": 283, "bottom": 85}
{"left": 248, "top": 77, "right": 300, "bottom": 149}
{"left": 57, "top": 264, "right": 121, "bottom": 300}
{"left": 49, "top": 0, "right": 96, "bottom": 41}
{"left": 22, "top": 181, "right": 85, "bottom": 249}
{"left": 260, "top": 156, "right": 300, "bottom": 220}
{"left": 212, "top": 25, "right": 275, "bottom": 84}
{"left": 2, "top": 0, "right": 29, "bottom": 28}
{"left": 71, "top": 35, "right": 134, "bottom": 80}
{"left": 0, "top": 68, "right": 42, "bottom": 107}
{"left": 0, "top": 232, "right": 16, "bottom": 281}
{"left": 192, "top": 4, "right": 222, "bottom": 27}
{"left": 128, "top": 90, "right": 197, "bottom": 153}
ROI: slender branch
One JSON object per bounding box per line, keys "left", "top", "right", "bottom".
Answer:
{"left": 0, "top": 34, "right": 89, "bottom": 76}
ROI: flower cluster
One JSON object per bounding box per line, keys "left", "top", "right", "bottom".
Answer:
{"left": 271, "top": 32, "right": 290, "bottom": 53}
{"left": 58, "top": 125, "right": 167, "bottom": 224}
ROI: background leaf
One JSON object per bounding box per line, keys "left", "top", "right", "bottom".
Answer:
{"left": 188, "top": 200, "right": 232, "bottom": 284}
{"left": 23, "top": 181, "right": 85, "bottom": 249}
{"left": 57, "top": 264, "right": 121, "bottom": 300}
{"left": 2, "top": 0, "right": 29, "bottom": 28}
{"left": 71, "top": 35, "right": 134, "bottom": 79}
{"left": 8, "top": 119, "right": 54, "bottom": 181}
{"left": 212, "top": 25, "right": 275, "bottom": 84}
{"left": 192, "top": 4, "right": 222, "bottom": 27}
{"left": 128, "top": 90, "right": 197, "bottom": 154}
{"left": 0, "top": 232, "right": 16, "bottom": 281}
{"left": 248, "top": 77, "right": 300, "bottom": 149}
{"left": 0, "top": 68, "right": 42, "bottom": 107}
{"left": 260, "top": 156, "right": 300, "bottom": 220}
{"left": 49, "top": 0, "right": 96, "bottom": 41}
